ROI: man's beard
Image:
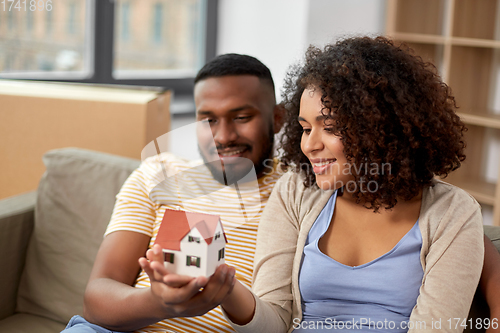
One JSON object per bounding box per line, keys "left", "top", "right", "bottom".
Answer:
{"left": 199, "top": 127, "right": 275, "bottom": 186}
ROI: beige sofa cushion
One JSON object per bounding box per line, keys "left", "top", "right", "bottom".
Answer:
{"left": 16, "top": 148, "right": 139, "bottom": 324}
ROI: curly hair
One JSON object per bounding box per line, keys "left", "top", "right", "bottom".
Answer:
{"left": 280, "top": 36, "right": 466, "bottom": 211}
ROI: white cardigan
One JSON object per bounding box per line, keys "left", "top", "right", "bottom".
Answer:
{"left": 225, "top": 172, "right": 484, "bottom": 333}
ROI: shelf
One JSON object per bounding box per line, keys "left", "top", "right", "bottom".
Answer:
{"left": 392, "top": 0, "right": 446, "bottom": 36}
{"left": 453, "top": 0, "right": 498, "bottom": 40}
{"left": 443, "top": 177, "right": 497, "bottom": 206}
{"left": 458, "top": 110, "right": 500, "bottom": 129}
{"left": 391, "top": 33, "right": 500, "bottom": 49}
{"left": 448, "top": 46, "right": 494, "bottom": 110}
{"left": 390, "top": 33, "right": 445, "bottom": 45}
{"left": 388, "top": 0, "right": 500, "bottom": 225}
{"left": 451, "top": 37, "right": 500, "bottom": 49}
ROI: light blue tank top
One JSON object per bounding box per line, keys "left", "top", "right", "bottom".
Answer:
{"left": 294, "top": 191, "right": 423, "bottom": 332}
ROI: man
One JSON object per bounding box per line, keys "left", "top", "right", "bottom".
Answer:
{"left": 62, "top": 53, "right": 284, "bottom": 333}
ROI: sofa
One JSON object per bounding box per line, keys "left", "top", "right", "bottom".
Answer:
{"left": 0, "top": 148, "right": 140, "bottom": 332}
{"left": 0, "top": 147, "right": 496, "bottom": 332}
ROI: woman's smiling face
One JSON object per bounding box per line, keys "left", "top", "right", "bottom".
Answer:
{"left": 298, "top": 87, "right": 353, "bottom": 191}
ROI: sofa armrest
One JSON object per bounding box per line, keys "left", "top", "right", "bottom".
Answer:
{"left": 484, "top": 225, "right": 500, "bottom": 251}
{"left": 464, "top": 225, "right": 500, "bottom": 333}
{"left": 0, "top": 191, "right": 36, "bottom": 320}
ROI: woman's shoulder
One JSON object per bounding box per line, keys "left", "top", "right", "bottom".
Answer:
{"left": 420, "top": 178, "right": 482, "bottom": 231}
{"left": 424, "top": 178, "right": 480, "bottom": 210}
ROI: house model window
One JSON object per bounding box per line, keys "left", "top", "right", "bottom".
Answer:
{"left": 187, "top": 256, "right": 200, "bottom": 268}
{"left": 218, "top": 248, "right": 225, "bottom": 261}
{"left": 188, "top": 236, "right": 201, "bottom": 243}
{"left": 164, "top": 252, "right": 174, "bottom": 264}
{"left": 153, "top": 209, "right": 227, "bottom": 277}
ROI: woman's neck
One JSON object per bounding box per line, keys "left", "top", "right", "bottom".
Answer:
{"left": 335, "top": 188, "right": 423, "bottom": 224}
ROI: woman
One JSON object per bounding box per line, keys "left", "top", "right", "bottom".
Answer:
{"left": 218, "top": 36, "right": 484, "bottom": 332}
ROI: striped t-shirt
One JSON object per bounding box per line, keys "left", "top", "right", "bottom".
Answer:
{"left": 105, "top": 152, "right": 281, "bottom": 333}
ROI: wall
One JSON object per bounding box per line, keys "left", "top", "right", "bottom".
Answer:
{"left": 217, "top": 0, "right": 386, "bottom": 99}
{"left": 217, "top": 0, "right": 309, "bottom": 101}
{"left": 306, "top": 0, "right": 386, "bottom": 47}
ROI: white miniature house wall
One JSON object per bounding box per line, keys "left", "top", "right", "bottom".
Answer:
{"left": 154, "top": 209, "right": 227, "bottom": 277}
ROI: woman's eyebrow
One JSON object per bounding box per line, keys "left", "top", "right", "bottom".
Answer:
{"left": 297, "top": 115, "right": 327, "bottom": 122}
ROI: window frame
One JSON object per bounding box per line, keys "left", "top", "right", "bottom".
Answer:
{"left": 186, "top": 255, "right": 201, "bottom": 267}
{"left": 3, "top": 0, "right": 218, "bottom": 99}
{"left": 218, "top": 247, "right": 224, "bottom": 261}
{"left": 188, "top": 235, "right": 201, "bottom": 243}
{"left": 164, "top": 252, "right": 175, "bottom": 264}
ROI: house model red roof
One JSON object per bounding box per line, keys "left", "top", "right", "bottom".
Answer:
{"left": 154, "top": 209, "right": 227, "bottom": 251}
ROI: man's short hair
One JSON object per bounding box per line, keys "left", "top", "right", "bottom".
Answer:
{"left": 194, "top": 53, "right": 275, "bottom": 94}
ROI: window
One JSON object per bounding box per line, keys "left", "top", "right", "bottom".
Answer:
{"left": 46, "top": 9, "right": 53, "bottom": 35}
{"left": 113, "top": 0, "right": 208, "bottom": 84}
{"left": 188, "top": 235, "right": 200, "bottom": 243}
{"left": 67, "top": 1, "right": 77, "bottom": 35}
{"left": 0, "top": 0, "right": 218, "bottom": 102}
{"left": 26, "top": 8, "right": 33, "bottom": 33}
{"left": 186, "top": 255, "right": 200, "bottom": 267}
{"left": 214, "top": 232, "right": 221, "bottom": 240}
{"left": 120, "top": 2, "right": 130, "bottom": 42}
{"left": 7, "top": 10, "right": 14, "bottom": 31}
{"left": 152, "top": 3, "right": 162, "bottom": 44}
{"left": 164, "top": 252, "right": 174, "bottom": 264}
{"left": 0, "top": 0, "right": 91, "bottom": 78}
{"left": 218, "top": 248, "right": 224, "bottom": 261}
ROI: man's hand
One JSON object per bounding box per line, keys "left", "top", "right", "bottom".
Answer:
{"left": 138, "top": 244, "right": 236, "bottom": 318}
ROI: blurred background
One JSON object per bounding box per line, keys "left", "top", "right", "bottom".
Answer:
{"left": 0, "top": 0, "right": 386, "bottom": 107}
{"left": 0, "top": 0, "right": 387, "bottom": 164}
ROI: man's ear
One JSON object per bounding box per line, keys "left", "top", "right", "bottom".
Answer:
{"left": 273, "top": 103, "right": 286, "bottom": 134}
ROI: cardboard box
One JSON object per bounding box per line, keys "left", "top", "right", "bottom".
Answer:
{"left": 0, "top": 80, "right": 171, "bottom": 199}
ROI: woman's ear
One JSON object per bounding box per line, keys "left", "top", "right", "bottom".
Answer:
{"left": 273, "top": 103, "right": 286, "bottom": 134}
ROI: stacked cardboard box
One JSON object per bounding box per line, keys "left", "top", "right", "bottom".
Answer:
{"left": 0, "top": 80, "right": 171, "bottom": 199}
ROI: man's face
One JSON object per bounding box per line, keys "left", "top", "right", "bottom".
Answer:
{"left": 194, "top": 75, "right": 276, "bottom": 185}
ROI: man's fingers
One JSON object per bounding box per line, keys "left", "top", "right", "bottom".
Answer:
{"left": 142, "top": 247, "right": 235, "bottom": 316}
{"left": 146, "top": 245, "right": 165, "bottom": 281}
{"left": 138, "top": 257, "right": 158, "bottom": 281}
{"left": 167, "top": 277, "right": 205, "bottom": 304}
{"left": 150, "top": 260, "right": 170, "bottom": 277}
{"left": 162, "top": 273, "right": 199, "bottom": 288}
{"left": 146, "top": 244, "right": 164, "bottom": 263}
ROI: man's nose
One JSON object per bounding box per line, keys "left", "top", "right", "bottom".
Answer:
{"left": 213, "top": 120, "right": 238, "bottom": 145}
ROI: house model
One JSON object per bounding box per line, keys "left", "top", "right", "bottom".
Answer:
{"left": 154, "top": 209, "right": 227, "bottom": 278}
